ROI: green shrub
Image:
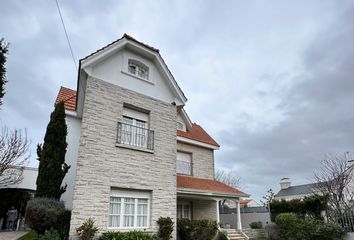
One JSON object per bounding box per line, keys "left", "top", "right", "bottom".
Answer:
{"left": 216, "top": 230, "right": 228, "bottom": 240}
{"left": 313, "top": 223, "right": 346, "bottom": 240}
{"left": 98, "top": 231, "right": 158, "bottom": 240}
{"left": 157, "top": 217, "right": 174, "bottom": 240}
{"left": 25, "top": 198, "right": 66, "bottom": 235}
{"left": 38, "top": 231, "right": 61, "bottom": 240}
{"left": 177, "top": 219, "right": 218, "bottom": 240}
{"left": 76, "top": 218, "right": 99, "bottom": 240}
{"left": 53, "top": 209, "right": 71, "bottom": 240}
{"left": 249, "top": 221, "right": 263, "bottom": 229}
{"left": 275, "top": 213, "right": 345, "bottom": 240}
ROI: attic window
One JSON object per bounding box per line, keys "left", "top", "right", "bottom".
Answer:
{"left": 177, "top": 122, "right": 184, "bottom": 131}
{"left": 128, "top": 60, "right": 149, "bottom": 80}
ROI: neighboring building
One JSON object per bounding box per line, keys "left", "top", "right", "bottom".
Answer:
{"left": 0, "top": 166, "right": 38, "bottom": 230}
{"left": 55, "top": 34, "right": 248, "bottom": 239}
{"left": 274, "top": 178, "right": 319, "bottom": 200}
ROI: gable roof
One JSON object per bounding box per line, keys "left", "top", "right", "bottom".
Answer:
{"left": 55, "top": 86, "right": 77, "bottom": 111}
{"left": 177, "top": 124, "right": 220, "bottom": 147}
{"left": 275, "top": 183, "right": 318, "bottom": 197}
{"left": 55, "top": 87, "right": 218, "bottom": 147}
{"left": 79, "top": 34, "right": 187, "bottom": 104}
{"left": 177, "top": 175, "right": 247, "bottom": 197}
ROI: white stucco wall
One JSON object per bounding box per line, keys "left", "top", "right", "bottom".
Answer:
{"left": 60, "top": 113, "right": 82, "bottom": 210}
{"left": 7, "top": 167, "right": 38, "bottom": 190}
{"left": 90, "top": 49, "right": 177, "bottom": 105}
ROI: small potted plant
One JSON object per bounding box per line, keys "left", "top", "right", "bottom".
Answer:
{"left": 76, "top": 218, "right": 99, "bottom": 240}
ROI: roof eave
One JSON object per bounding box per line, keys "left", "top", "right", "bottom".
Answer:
{"left": 177, "top": 188, "right": 249, "bottom": 199}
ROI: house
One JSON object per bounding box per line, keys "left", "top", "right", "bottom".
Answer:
{"left": 0, "top": 166, "right": 38, "bottom": 230}
{"left": 55, "top": 34, "right": 248, "bottom": 239}
{"left": 274, "top": 178, "right": 319, "bottom": 200}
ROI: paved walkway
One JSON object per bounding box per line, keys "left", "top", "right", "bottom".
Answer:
{"left": 0, "top": 231, "right": 28, "bottom": 240}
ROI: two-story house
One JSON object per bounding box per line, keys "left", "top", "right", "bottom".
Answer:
{"left": 55, "top": 34, "right": 247, "bottom": 239}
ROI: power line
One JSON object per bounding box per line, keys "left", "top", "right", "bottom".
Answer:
{"left": 54, "top": 0, "right": 78, "bottom": 70}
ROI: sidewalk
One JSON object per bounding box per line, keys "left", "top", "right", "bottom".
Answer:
{"left": 0, "top": 231, "right": 28, "bottom": 240}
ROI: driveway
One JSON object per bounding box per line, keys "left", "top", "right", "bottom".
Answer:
{"left": 0, "top": 231, "right": 28, "bottom": 240}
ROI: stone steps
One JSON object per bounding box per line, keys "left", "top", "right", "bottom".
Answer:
{"left": 223, "top": 229, "right": 247, "bottom": 240}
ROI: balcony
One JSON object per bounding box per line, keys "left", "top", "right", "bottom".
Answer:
{"left": 117, "top": 122, "right": 154, "bottom": 151}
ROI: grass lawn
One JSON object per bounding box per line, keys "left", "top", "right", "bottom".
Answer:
{"left": 250, "top": 238, "right": 270, "bottom": 240}
{"left": 17, "top": 231, "right": 37, "bottom": 240}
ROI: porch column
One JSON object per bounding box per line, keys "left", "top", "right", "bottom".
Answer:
{"left": 237, "top": 200, "right": 242, "bottom": 230}
{"left": 216, "top": 199, "right": 220, "bottom": 225}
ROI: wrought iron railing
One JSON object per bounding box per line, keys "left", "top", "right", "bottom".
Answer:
{"left": 117, "top": 122, "right": 154, "bottom": 150}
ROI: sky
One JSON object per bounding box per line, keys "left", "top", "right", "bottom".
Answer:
{"left": 1, "top": 0, "right": 353, "bottom": 201}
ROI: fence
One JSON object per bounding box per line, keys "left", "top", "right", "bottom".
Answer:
{"left": 331, "top": 210, "right": 354, "bottom": 233}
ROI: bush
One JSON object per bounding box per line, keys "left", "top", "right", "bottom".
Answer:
{"left": 25, "top": 198, "right": 66, "bottom": 235}
{"left": 157, "top": 217, "right": 174, "bottom": 240}
{"left": 249, "top": 221, "right": 263, "bottom": 229}
{"left": 53, "top": 209, "right": 71, "bottom": 240}
{"left": 177, "top": 219, "right": 218, "bottom": 240}
{"left": 76, "top": 218, "right": 99, "bottom": 240}
{"left": 275, "top": 213, "right": 345, "bottom": 240}
{"left": 99, "top": 231, "right": 158, "bottom": 240}
{"left": 216, "top": 230, "right": 228, "bottom": 240}
{"left": 313, "top": 223, "right": 346, "bottom": 240}
{"left": 38, "top": 230, "right": 61, "bottom": 240}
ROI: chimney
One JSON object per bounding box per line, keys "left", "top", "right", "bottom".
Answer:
{"left": 280, "top": 178, "right": 291, "bottom": 190}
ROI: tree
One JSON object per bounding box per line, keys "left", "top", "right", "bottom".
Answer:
{"left": 36, "top": 101, "right": 70, "bottom": 199}
{"left": 215, "top": 169, "right": 242, "bottom": 189}
{"left": 261, "top": 188, "right": 275, "bottom": 207}
{"left": 0, "top": 127, "right": 29, "bottom": 187}
{"left": 313, "top": 152, "right": 354, "bottom": 218}
{"left": 0, "top": 39, "right": 30, "bottom": 187}
{"left": 0, "top": 38, "right": 9, "bottom": 106}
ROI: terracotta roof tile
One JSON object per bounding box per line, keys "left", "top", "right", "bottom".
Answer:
{"left": 240, "top": 199, "right": 252, "bottom": 205}
{"left": 177, "top": 175, "right": 247, "bottom": 196}
{"left": 177, "top": 124, "right": 220, "bottom": 147}
{"left": 55, "top": 86, "right": 77, "bottom": 111}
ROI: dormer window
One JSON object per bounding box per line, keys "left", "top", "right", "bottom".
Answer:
{"left": 128, "top": 60, "right": 149, "bottom": 80}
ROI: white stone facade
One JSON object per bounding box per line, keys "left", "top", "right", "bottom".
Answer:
{"left": 69, "top": 77, "right": 177, "bottom": 237}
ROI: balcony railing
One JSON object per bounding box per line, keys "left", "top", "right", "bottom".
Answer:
{"left": 117, "top": 122, "right": 154, "bottom": 150}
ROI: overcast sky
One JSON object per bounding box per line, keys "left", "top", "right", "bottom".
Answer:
{"left": 1, "top": 0, "right": 353, "bottom": 201}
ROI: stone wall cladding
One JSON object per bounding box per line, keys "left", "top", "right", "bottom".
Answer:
{"left": 70, "top": 76, "right": 177, "bottom": 239}
{"left": 177, "top": 142, "right": 214, "bottom": 179}
{"left": 192, "top": 199, "right": 217, "bottom": 220}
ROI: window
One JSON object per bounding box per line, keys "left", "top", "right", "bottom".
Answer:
{"left": 177, "top": 122, "right": 184, "bottom": 131}
{"left": 109, "top": 190, "right": 150, "bottom": 228}
{"left": 177, "top": 202, "right": 191, "bottom": 219}
{"left": 128, "top": 60, "right": 149, "bottom": 80}
{"left": 117, "top": 107, "right": 154, "bottom": 150}
{"left": 177, "top": 152, "right": 192, "bottom": 175}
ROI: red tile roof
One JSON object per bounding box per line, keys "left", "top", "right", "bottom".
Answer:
{"left": 177, "top": 124, "right": 220, "bottom": 147}
{"left": 177, "top": 175, "right": 247, "bottom": 196}
{"left": 240, "top": 199, "right": 252, "bottom": 205}
{"left": 55, "top": 86, "right": 77, "bottom": 111}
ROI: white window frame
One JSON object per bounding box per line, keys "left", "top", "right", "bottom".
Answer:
{"left": 177, "top": 151, "right": 192, "bottom": 175}
{"left": 128, "top": 59, "right": 149, "bottom": 80}
{"left": 108, "top": 189, "right": 151, "bottom": 229}
{"left": 121, "top": 107, "right": 150, "bottom": 148}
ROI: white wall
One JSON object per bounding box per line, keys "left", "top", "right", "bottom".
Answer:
{"left": 90, "top": 49, "right": 177, "bottom": 105}
{"left": 8, "top": 167, "right": 38, "bottom": 190}
{"left": 60, "top": 114, "right": 82, "bottom": 209}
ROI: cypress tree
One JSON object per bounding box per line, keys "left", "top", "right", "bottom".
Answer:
{"left": 36, "top": 101, "right": 70, "bottom": 199}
